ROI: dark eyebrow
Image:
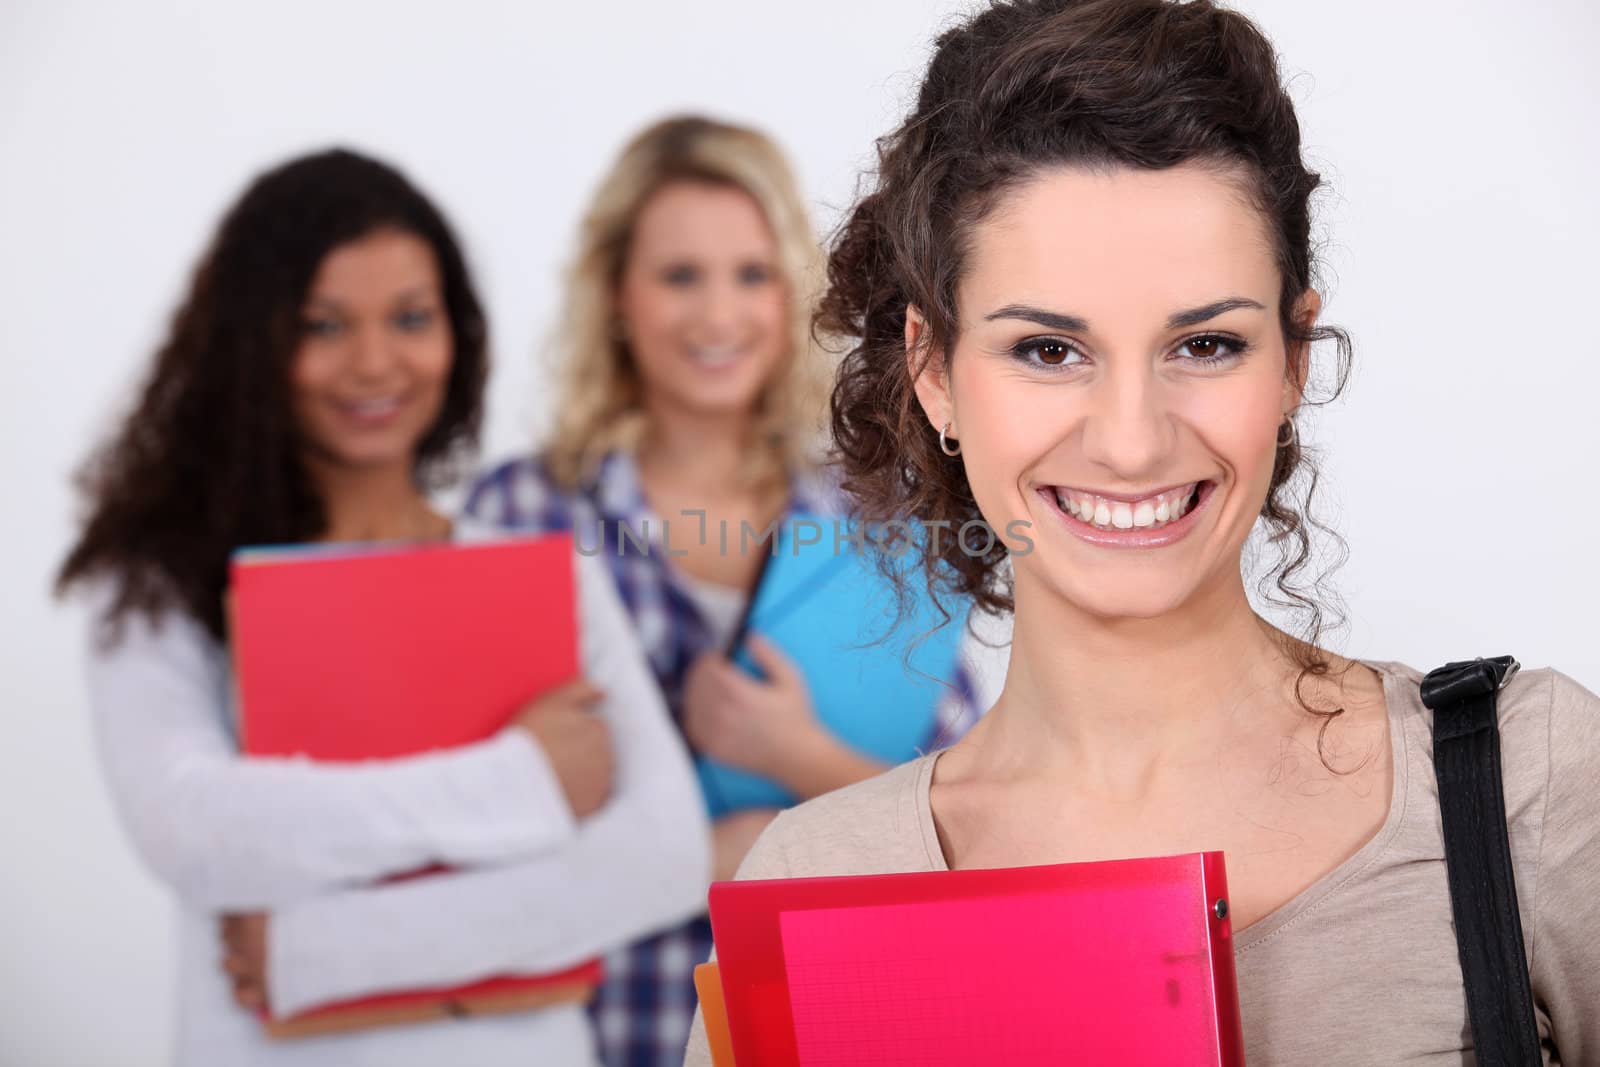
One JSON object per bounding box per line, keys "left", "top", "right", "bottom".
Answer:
{"left": 1163, "top": 298, "right": 1266, "bottom": 329}
{"left": 984, "top": 297, "right": 1267, "bottom": 333}
{"left": 302, "top": 285, "right": 438, "bottom": 310}
{"left": 984, "top": 305, "right": 1088, "bottom": 332}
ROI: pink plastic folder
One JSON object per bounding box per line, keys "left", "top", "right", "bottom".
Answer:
{"left": 231, "top": 533, "right": 576, "bottom": 759}
{"left": 708, "top": 852, "right": 1244, "bottom": 1066}
{"left": 228, "top": 533, "right": 602, "bottom": 1034}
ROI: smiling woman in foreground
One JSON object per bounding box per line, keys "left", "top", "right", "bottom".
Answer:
{"left": 685, "top": 0, "right": 1600, "bottom": 1062}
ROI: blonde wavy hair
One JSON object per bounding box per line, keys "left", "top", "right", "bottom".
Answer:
{"left": 542, "top": 115, "right": 830, "bottom": 493}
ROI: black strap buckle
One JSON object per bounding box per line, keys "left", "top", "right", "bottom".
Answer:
{"left": 1420, "top": 656, "right": 1521, "bottom": 712}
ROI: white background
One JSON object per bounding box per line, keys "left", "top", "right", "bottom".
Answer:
{"left": 2, "top": 1, "right": 1596, "bottom": 1063}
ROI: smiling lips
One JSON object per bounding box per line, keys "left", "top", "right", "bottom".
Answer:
{"left": 335, "top": 395, "right": 405, "bottom": 426}
{"left": 687, "top": 344, "right": 747, "bottom": 370}
{"left": 1042, "top": 481, "right": 1211, "bottom": 547}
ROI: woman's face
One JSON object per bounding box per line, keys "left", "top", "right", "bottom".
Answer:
{"left": 914, "top": 163, "right": 1317, "bottom": 621}
{"left": 289, "top": 228, "right": 453, "bottom": 474}
{"left": 616, "top": 181, "right": 788, "bottom": 421}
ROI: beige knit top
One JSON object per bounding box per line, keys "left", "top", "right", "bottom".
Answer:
{"left": 686, "top": 662, "right": 1600, "bottom": 1065}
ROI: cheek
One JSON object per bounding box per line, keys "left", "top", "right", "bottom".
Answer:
{"left": 288, "top": 344, "right": 332, "bottom": 402}
{"left": 756, "top": 288, "right": 786, "bottom": 334}
{"left": 951, "top": 360, "right": 1059, "bottom": 519}
{"left": 1179, "top": 371, "right": 1284, "bottom": 490}
{"left": 959, "top": 359, "right": 1065, "bottom": 463}
{"left": 414, "top": 334, "right": 454, "bottom": 390}
{"left": 620, "top": 281, "right": 683, "bottom": 345}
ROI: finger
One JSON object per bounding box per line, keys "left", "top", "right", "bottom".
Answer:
{"left": 718, "top": 664, "right": 770, "bottom": 708}
{"left": 688, "top": 650, "right": 724, "bottom": 672}
{"left": 744, "top": 634, "right": 798, "bottom": 686}
{"left": 544, "top": 678, "right": 603, "bottom": 704}
{"left": 553, "top": 681, "right": 606, "bottom": 711}
{"left": 702, "top": 664, "right": 755, "bottom": 712}
{"left": 682, "top": 701, "right": 717, "bottom": 744}
{"left": 525, "top": 689, "right": 604, "bottom": 722}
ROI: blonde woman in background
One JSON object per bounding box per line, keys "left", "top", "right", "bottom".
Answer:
{"left": 466, "top": 115, "right": 990, "bottom": 1067}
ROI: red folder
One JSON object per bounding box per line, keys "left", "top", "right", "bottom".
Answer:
{"left": 708, "top": 852, "right": 1244, "bottom": 1066}
{"left": 229, "top": 533, "right": 602, "bottom": 1036}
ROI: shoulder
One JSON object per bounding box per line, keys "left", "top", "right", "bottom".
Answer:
{"left": 1378, "top": 658, "right": 1599, "bottom": 827}
{"left": 462, "top": 453, "right": 575, "bottom": 531}
{"left": 72, "top": 575, "right": 222, "bottom": 683}
{"left": 1369, "top": 658, "right": 1591, "bottom": 740}
{"left": 1488, "top": 665, "right": 1598, "bottom": 800}
{"left": 1516, "top": 667, "right": 1600, "bottom": 782}
{"left": 736, "top": 756, "right": 940, "bottom": 881}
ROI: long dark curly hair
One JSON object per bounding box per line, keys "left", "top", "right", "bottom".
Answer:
{"left": 57, "top": 148, "right": 489, "bottom": 642}
{"left": 821, "top": 0, "right": 1354, "bottom": 719}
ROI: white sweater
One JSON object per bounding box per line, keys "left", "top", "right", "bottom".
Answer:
{"left": 80, "top": 536, "right": 711, "bottom": 1067}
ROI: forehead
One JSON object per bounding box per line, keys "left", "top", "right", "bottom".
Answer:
{"left": 961, "top": 163, "right": 1279, "bottom": 324}
{"left": 309, "top": 229, "right": 440, "bottom": 301}
{"left": 631, "top": 181, "right": 776, "bottom": 260}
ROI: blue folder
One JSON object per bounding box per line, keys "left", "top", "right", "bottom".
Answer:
{"left": 696, "top": 514, "right": 967, "bottom": 816}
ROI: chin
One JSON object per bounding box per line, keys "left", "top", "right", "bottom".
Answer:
{"left": 313, "top": 432, "right": 423, "bottom": 472}
{"left": 677, "top": 383, "right": 768, "bottom": 418}
{"left": 1033, "top": 565, "right": 1200, "bottom": 624}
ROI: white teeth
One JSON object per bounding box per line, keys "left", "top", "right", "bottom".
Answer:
{"left": 1055, "top": 483, "right": 1200, "bottom": 532}
{"left": 691, "top": 346, "right": 742, "bottom": 367}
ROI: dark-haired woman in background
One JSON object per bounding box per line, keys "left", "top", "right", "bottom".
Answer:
{"left": 58, "top": 148, "right": 709, "bottom": 1067}
{"left": 688, "top": 1, "right": 1600, "bottom": 1062}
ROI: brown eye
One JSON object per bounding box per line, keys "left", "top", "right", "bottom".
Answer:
{"left": 1010, "top": 337, "right": 1083, "bottom": 370}
{"left": 1037, "top": 341, "right": 1069, "bottom": 365}
{"left": 1175, "top": 335, "right": 1247, "bottom": 364}
{"left": 302, "top": 317, "right": 343, "bottom": 339}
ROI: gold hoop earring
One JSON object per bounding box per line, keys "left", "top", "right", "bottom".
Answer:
{"left": 939, "top": 421, "right": 961, "bottom": 457}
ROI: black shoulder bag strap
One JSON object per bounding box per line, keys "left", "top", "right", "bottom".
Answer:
{"left": 1421, "top": 655, "right": 1542, "bottom": 1066}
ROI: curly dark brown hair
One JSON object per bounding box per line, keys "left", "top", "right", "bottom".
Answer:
{"left": 57, "top": 148, "right": 489, "bottom": 642}
{"left": 823, "top": 0, "right": 1351, "bottom": 667}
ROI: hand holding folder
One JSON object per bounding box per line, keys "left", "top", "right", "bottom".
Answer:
{"left": 700, "top": 516, "right": 967, "bottom": 816}
{"left": 705, "top": 852, "right": 1245, "bottom": 1066}
{"left": 228, "top": 533, "right": 603, "bottom": 1036}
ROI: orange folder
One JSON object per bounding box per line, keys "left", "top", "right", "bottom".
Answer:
{"left": 694, "top": 963, "right": 737, "bottom": 1067}
{"left": 229, "top": 532, "right": 601, "bottom": 1036}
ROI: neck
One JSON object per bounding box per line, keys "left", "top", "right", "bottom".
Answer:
{"left": 307, "top": 458, "right": 443, "bottom": 544}
{"left": 989, "top": 564, "right": 1296, "bottom": 793}
{"left": 637, "top": 402, "right": 754, "bottom": 492}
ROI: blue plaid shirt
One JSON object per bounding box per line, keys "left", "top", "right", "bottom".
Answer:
{"left": 463, "top": 450, "right": 982, "bottom": 1067}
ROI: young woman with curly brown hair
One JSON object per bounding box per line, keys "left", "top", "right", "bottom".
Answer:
{"left": 57, "top": 148, "right": 709, "bottom": 1067}
{"left": 686, "top": 1, "right": 1600, "bottom": 1062}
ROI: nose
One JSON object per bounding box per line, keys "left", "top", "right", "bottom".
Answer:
{"left": 1078, "top": 361, "right": 1175, "bottom": 480}
{"left": 696, "top": 276, "right": 744, "bottom": 341}
{"left": 349, "top": 321, "right": 398, "bottom": 381}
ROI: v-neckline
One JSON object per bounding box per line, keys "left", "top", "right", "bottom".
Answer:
{"left": 910, "top": 660, "right": 1414, "bottom": 946}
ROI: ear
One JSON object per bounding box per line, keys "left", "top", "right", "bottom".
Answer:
{"left": 905, "top": 305, "right": 953, "bottom": 435}
{"left": 1282, "top": 288, "right": 1322, "bottom": 417}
